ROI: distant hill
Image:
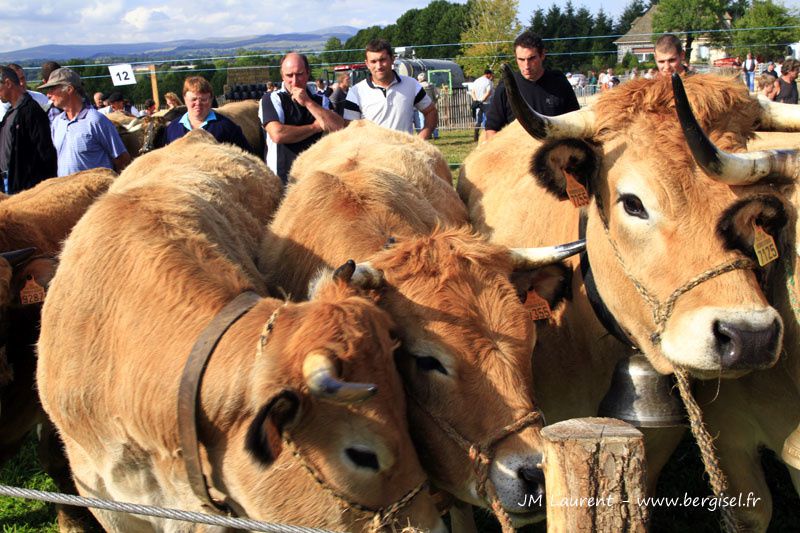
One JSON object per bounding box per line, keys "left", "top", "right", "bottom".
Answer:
{"left": 0, "top": 26, "right": 359, "bottom": 63}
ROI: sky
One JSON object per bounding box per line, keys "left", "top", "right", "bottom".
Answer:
{"left": 0, "top": 0, "right": 629, "bottom": 54}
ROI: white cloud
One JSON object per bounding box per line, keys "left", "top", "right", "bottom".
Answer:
{"left": 123, "top": 7, "right": 170, "bottom": 31}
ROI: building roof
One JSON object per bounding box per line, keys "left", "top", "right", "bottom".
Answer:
{"left": 614, "top": 6, "right": 657, "bottom": 46}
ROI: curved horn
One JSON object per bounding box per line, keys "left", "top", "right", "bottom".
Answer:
{"left": 302, "top": 352, "right": 377, "bottom": 404}
{"left": 350, "top": 262, "right": 384, "bottom": 289}
{"left": 510, "top": 239, "right": 586, "bottom": 270}
{"left": 332, "top": 260, "right": 356, "bottom": 283}
{"left": 0, "top": 247, "right": 36, "bottom": 267}
{"left": 756, "top": 95, "right": 800, "bottom": 131}
{"left": 672, "top": 73, "right": 800, "bottom": 184}
{"left": 502, "top": 63, "right": 594, "bottom": 140}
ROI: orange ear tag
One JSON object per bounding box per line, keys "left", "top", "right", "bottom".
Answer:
{"left": 20, "top": 276, "right": 45, "bottom": 305}
{"left": 564, "top": 170, "right": 589, "bottom": 208}
{"left": 525, "top": 290, "right": 552, "bottom": 321}
{"left": 753, "top": 223, "right": 779, "bottom": 267}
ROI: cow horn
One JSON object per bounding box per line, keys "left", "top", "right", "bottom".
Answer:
{"left": 510, "top": 239, "right": 586, "bottom": 270}
{"left": 302, "top": 352, "right": 377, "bottom": 404}
{"left": 756, "top": 95, "right": 800, "bottom": 131}
{"left": 672, "top": 73, "right": 800, "bottom": 184}
{"left": 332, "top": 260, "right": 356, "bottom": 282}
{"left": 0, "top": 247, "right": 36, "bottom": 267}
{"left": 502, "top": 63, "right": 594, "bottom": 140}
{"left": 350, "top": 262, "right": 384, "bottom": 289}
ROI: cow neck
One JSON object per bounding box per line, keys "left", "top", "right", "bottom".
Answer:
{"left": 578, "top": 211, "right": 638, "bottom": 349}
{"left": 177, "top": 290, "right": 262, "bottom": 514}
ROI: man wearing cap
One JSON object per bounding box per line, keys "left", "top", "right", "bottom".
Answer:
{"left": 39, "top": 67, "right": 130, "bottom": 176}
{"left": 101, "top": 92, "right": 131, "bottom": 116}
{"left": 0, "top": 66, "right": 56, "bottom": 193}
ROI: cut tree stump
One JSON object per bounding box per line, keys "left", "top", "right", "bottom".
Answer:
{"left": 542, "top": 417, "right": 648, "bottom": 533}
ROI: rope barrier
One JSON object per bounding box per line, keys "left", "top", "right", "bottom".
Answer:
{"left": 0, "top": 485, "right": 340, "bottom": 533}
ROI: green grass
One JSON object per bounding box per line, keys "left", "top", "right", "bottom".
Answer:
{"left": 431, "top": 128, "right": 478, "bottom": 170}
{"left": 0, "top": 435, "right": 58, "bottom": 532}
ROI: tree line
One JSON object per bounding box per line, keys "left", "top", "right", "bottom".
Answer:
{"left": 35, "top": 0, "right": 800, "bottom": 102}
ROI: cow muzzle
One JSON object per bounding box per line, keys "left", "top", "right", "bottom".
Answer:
{"left": 489, "top": 453, "right": 546, "bottom": 526}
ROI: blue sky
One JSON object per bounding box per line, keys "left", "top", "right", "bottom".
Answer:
{"left": 0, "top": 0, "right": 798, "bottom": 53}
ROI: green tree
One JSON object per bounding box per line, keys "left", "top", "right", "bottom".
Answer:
{"left": 458, "top": 0, "right": 521, "bottom": 77}
{"left": 652, "top": 0, "right": 728, "bottom": 63}
{"left": 732, "top": 0, "right": 800, "bottom": 60}
{"left": 592, "top": 8, "right": 615, "bottom": 68}
{"left": 614, "top": 0, "right": 648, "bottom": 35}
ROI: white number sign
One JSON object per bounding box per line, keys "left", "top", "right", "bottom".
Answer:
{"left": 108, "top": 64, "right": 137, "bottom": 86}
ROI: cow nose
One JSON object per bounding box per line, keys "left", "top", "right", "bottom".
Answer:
{"left": 518, "top": 465, "right": 546, "bottom": 505}
{"left": 713, "top": 319, "right": 781, "bottom": 369}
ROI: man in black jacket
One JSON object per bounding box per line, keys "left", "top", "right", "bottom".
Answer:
{"left": 0, "top": 66, "right": 56, "bottom": 193}
{"left": 485, "top": 30, "right": 579, "bottom": 141}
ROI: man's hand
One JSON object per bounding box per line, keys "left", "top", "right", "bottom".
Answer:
{"left": 291, "top": 86, "right": 311, "bottom": 107}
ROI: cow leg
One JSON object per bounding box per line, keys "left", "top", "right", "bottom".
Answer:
{"left": 37, "top": 422, "right": 105, "bottom": 532}
{"left": 640, "top": 426, "right": 687, "bottom": 495}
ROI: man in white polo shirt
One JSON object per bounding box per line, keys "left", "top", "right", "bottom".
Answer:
{"left": 343, "top": 39, "right": 438, "bottom": 139}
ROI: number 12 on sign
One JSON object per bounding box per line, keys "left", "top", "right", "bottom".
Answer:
{"left": 108, "top": 64, "right": 137, "bottom": 86}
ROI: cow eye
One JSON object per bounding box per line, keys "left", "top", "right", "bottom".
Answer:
{"left": 619, "top": 194, "right": 648, "bottom": 219}
{"left": 415, "top": 355, "right": 448, "bottom": 375}
{"left": 345, "top": 446, "right": 380, "bottom": 471}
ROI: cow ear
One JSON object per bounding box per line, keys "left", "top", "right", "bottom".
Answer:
{"left": 531, "top": 138, "right": 599, "bottom": 200}
{"left": 510, "top": 263, "right": 573, "bottom": 315}
{"left": 245, "top": 389, "right": 302, "bottom": 466}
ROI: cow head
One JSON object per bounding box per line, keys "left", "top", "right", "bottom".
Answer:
{"left": 245, "top": 274, "right": 444, "bottom": 532}
{"left": 506, "top": 65, "right": 785, "bottom": 378}
{"left": 341, "top": 228, "right": 583, "bottom": 524}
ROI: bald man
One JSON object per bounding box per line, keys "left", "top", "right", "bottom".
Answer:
{"left": 258, "top": 52, "right": 343, "bottom": 183}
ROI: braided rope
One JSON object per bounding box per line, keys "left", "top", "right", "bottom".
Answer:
{"left": 408, "top": 392, "right": 541, "bottom": 532}
{"left": 673, "top": 369, "right": 740, "bottom": 533}
{"left": 0, "top": 484, "right": 338, "bottom": 533}
{"left": 591, "top": 191, "right": 745, "bottom": 533}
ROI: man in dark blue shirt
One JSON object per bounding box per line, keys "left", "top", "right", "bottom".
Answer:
{"left": 165, "top": 76, "right": 251, "bottom": 153}
{"left": 485, "top": 30, "right": 579, "bottom": 140}
{"left": 259, "top": 52, "right": 343, "bottom": 184}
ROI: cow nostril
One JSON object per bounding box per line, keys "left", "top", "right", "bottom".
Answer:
{"left": 713, "top": 319, "right": 781, "bottom": 369}
{"left": 518, "top": 465, "right": 545, "bottom": 491}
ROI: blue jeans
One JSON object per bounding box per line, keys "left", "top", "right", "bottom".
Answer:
{"left": 745, "top": 71, "right": 755, "bottom": 92}
{"left": 474, "top": 103, "right": 488, "bottom": 128}
{"left": 416, "top": 110, "right": 439, "bottom": 139}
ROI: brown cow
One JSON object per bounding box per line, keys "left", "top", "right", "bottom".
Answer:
{"left": 458, "top": 69, "right": 789, "bottom": 525}
{"left": 666, "top": 75, "right": 800, "bottom": 531}
{"left": 37, "top": 130, "right": 444, "bottom": 532}
{"left": 259, "top": 123, "right": 585, "bottom": 526}
{"left": 0, "top": 168, "right": 116, "bottom": 531}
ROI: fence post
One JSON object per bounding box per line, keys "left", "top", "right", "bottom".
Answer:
{"left": 542, "top": 417, "right": 648, "bottom": 533}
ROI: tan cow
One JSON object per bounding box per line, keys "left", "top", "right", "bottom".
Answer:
{"left": 0, "top": 168, "right": 116, "bottom": 531}
{"left": 259, "top": 123, "right": 585, "bottom": 526}
{"left": 458, "top": 69, "right": 790, "bottom": 524}
{"left": 37, "top": 130, "right": 444, "bottom": 533}
{"left": 665, "top": 76, "right": 800, "bottom": 531}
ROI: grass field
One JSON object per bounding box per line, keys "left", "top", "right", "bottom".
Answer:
{"left": 1, "top": 130, "right": 798, "bottom": 531}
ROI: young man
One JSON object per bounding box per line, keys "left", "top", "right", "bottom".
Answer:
{"left": 343, "top": 39, "right": 438, "bottom": 140}
{"left": 654, "top": 34, "right": 687, "bottom": 77}
{"left": 38, "top": 67, "right": 130, "bottom": 177}
{"left": 0, "top": 66, "right": 56, "bottom": 193}
{"left": 259, "top": 52, "right": 343, "bottom": 183}
{"left": 484, "top": 30, "right": 578, "bottom": 140}
{"left": 165, "top": 76, "right": 251, "bottom": 152}
{"left": 776, "top": 59, "right": 799, "bottom": 104}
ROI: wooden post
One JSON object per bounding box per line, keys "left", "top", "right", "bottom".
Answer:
{"left": 542, "top": 417, "right": 648, "bottom": 533}
{"left": 149, "top": 65, "right": 159, "bottom": 108}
